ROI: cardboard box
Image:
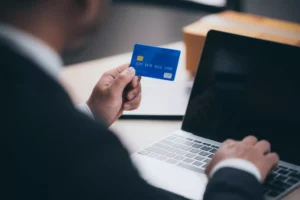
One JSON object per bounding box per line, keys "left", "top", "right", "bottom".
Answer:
{"left": 183, "top": 11, "right": 300, "bottom": 73}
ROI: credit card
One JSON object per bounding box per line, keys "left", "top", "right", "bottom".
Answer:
{"left": 130, "top": 44, "right": 181, "bottom": 81}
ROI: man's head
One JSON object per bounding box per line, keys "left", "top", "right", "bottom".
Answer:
{"left": 0, "top": 0, "right": 110, "bottom": 54}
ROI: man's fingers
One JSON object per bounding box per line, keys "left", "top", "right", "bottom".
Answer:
{"left": 104, "top": 64, "right": 129, "bottom": 78}
{"left": 222, "top": 139, "right": 236, "bottom": 146}
{"left": 205, "top": 161, "right": 212, "bottom": 176}
{"left": 113, "top": 64, "right": 130, "bottom": 77}
{"left": 111, "top": 67, "right": 135, "bottom": 95}
{"left": 254, "top": 140, "right": 271, "bottom": 154}
{"left": 242, "top": 136, "right": 258, "bottom": 146}
{"left": 131, "top": 76, "right": 139, "bottom": 88}
{"left": 123, "top": 94, "right": 142, "bottom": 110}
{"left": 265, "top": 153, "right": 280, "bottom": 169}
{"left": 131, "top": 76, "right": 141, "bottom": 88}
{"left": 126, "top": 83, "right": 142, "bottom": 100}
{"left": 116, "top": 64, "right": 130, "bottom": 73}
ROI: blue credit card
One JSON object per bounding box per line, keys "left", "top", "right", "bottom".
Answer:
{"left": 130, "top": 44, "right": 181, "bottom": 81}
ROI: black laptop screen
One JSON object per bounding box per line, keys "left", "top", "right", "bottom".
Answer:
{"left": 182, "top": 31, "right": 300, "bottom": 165}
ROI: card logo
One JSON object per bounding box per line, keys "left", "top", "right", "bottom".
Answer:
{"left": 163, "top": 73, "right": 173, "bottom": 79}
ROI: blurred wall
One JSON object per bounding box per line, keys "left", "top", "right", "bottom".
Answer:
{"left": 63, "top": 0, "right": 300, "bottom": 65}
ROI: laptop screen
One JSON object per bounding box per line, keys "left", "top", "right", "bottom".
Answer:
{"left": 182, "top": 31, "right": 300, "bottom": 165}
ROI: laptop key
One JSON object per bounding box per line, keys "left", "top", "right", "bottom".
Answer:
{"left": 278, "top": 166, "right": 288, "bottom": 170}
{"left": 288, "top": 173, "right": 300, "bottom": 179}
{"left": 147, "top": 152, "right": 159, "bottom": 158}
{"left": 173, "top": 143, "right": 183, "bottom": 148}
{"left": 180, "top": 145, "right": 192, "bottom": 151}
{"left": 183, "top": 158, "right": 194, "bottom": 163}
{"left": 274, "top": 167, "right": 280, "bottom": 172}
{"left": 165, "top": 152, "right": 176, "bottom": 158}
{"left": 194, "top": 156, "right": 205, "bottom": 161}
{"left": 273, "top": 180, "right": 292, "bottom": 190}
{"left": 211, "top": 145, "right": 219, "bottom": 148}
{"left": 276, "top": 175, "right": 288, "bottom": 182}
{"left": 201, "top": 146, "right": 212, "bottom": 151}
{"left": 203, "top": 159, "right": 211, "bottom": 163}
{"left": 209, "top": 148, "right": 217, "bottom": 153}
{"left": 287, "top": 178, "right": 299, "bottom": 185}
{"left": 183, "top": 141, "right": 194, "bottom": 146}
{"left": 147, "top": 147, "right": 167, "bottom": 155}
{"left": 178, "top": 162, "right": 204, "bottom": 174}
{"left": 208, "top": 154, "right": 214, "bottom": 158}
{"left": 174, "top": 155, "right": 185, "bottom": 161}
{"left": 168, "top": 147, "right": 179, "bottom": 153}
{"left": 166, "top": 159, "right": 178, "bottom": 165}
{"left": 268, "top": 191, "right": 280, "bottom": 198}
{"left": 160, "top": 139, "right": 174, "bottom": 146}
{"left": 185, "top": 153, "right": 197, "bottom": 159}
{"left": 190, "top": 149, "right": 201, "bottom": 154}
{"left": 289, "top": 169, "right": 299, "bottom": 173}
{"left": 155, "top": 149, "right": 168, "bottom": 156}
{"left": 194, "top": 140, "right": 202, "bottom": 144}
{"left": 199, "top": 151, "right": 209, "bottom": 156}
{"left": 265, "top": 183, "right": 285, "bottom": 193}
{"left": 138, "top": 150, "right": 150, "bottom": 155}
{"left": 192, "top": 143, "right": 203, "bottom": 149}
{"left": 176, "top": 150, "right": 188, "bottom": 156}
{"left": 175, "top": 138, "right": 185, "bottom": 143}
{"left": 193, "top": 161, "right": 204, "bottom": 167}
{"left": 266, "top": 173, "right": 277, "bottom": 182}
{"left": 147, "top": 146, "right": 159, "bottom": 152}
{"left": 202, "top": 143, "right": 211, "bottom": 146}
{"left": 278, "top": 169, "right": 289, "bottom": 175}
{"left": 186, "top": 138, "right": 193, "bottom": 141}
{"left": 153, "top": 143, "right": 169, "bottom": 150}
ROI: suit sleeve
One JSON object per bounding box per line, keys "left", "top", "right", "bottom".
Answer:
{"left": 15, "top": 83, "right": 188, "bottom": 200}
{"left": 203, "top": 167, "right": 264, "bottom": 200}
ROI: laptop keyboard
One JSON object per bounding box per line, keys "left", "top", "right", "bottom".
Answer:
{"left": 138, "top": 134, "right": 218, "bottom": 174}
{"left": 263, "top": 166, "right": 300, "bottom": 198}
{"left": 138, "top": 134, "right": 300, "bottom": 199}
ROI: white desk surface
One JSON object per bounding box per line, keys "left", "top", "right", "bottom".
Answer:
{"left": 59, "top": 41, "right": 299, "bottom": 200}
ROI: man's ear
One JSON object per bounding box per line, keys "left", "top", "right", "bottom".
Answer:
{"left": 75, "top": 0, "right": 106, "bottom": 25}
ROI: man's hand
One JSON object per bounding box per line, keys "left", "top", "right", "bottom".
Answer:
{"left": 205, "top": 136, "right": 280, "bottom": 182}
{"left": 87, "top": 64, "right": 142, "bottom": 126}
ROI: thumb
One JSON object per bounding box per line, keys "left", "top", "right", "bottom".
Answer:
{"left": 110, "top": 67, "right": 136, "bottom": 95}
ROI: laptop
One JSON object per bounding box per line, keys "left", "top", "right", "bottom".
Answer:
{"left": 131, "top": 30, "right": 300, "bottom": 200}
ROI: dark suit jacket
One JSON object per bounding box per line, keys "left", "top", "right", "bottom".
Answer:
{"left": 1, "top": 40, "right": 264, "bottom": 200}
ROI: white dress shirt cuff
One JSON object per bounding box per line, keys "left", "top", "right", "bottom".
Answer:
{"left": 209, "top": 158, "right": 262, "bottom": 182}
{"left": 76, "top": 103, "right": 94, "bottom": 120}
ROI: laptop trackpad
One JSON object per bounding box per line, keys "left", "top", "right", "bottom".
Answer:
{"left": 131, "top": 154, "right": 208, "bottom": 200}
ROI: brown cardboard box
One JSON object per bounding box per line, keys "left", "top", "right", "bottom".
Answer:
{"left": 183, "top": 11, "right": 300, "bottom": 73}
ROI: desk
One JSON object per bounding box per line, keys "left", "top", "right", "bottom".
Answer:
{"left": 60, "top": 42, "right": 300, "bottom": 200}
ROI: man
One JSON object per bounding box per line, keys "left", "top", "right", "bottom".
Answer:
{"left": 2, "top": 0, "right": 279, "bottom": 199}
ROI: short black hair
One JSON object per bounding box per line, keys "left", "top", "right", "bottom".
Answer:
{"left": 1, "top": 0, "right": 41, "bottom": 15}
{"left": 4, "top": 0, "right": 40, "bottom": 3}
{"left": 2, "top": 0, "right": 41, "bottom": 8}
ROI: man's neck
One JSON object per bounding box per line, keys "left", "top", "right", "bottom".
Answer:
{"left": 0, "top": 10, "right": 66, "bottom": 54}
{"left": 0, "top": 23, "right": 63, "bottom": 79}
